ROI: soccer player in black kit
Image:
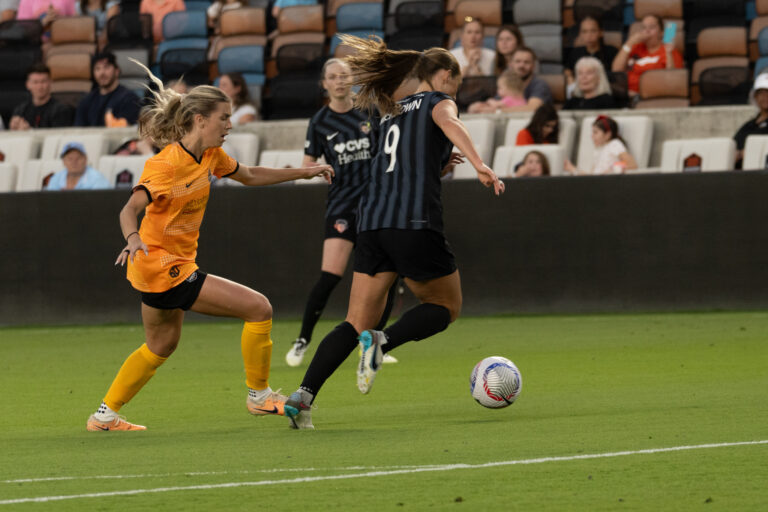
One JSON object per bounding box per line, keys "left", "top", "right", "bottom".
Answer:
{"left": 285, "top": 58, "right": 398, "bottom": 367}
{"left": 284, "top": 37, "right": 505, "bottom": 429}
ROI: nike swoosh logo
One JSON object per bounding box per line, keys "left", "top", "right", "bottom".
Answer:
{"left": 94, "top": 425, "right": 109, "bottom": 430}
{"left": 185, "top": 182, "right": 193, "bottom": 188}
{"left": 253, "top": 406, "right": 279, "bottom": 414}
{"left": 327, "top": 132, "right": 339, "bottom": 140}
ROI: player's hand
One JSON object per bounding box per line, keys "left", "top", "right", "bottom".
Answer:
{"left": 115, "top": 235, "right": 149, "bottom": 266}
{"left": 303, "top": 163, "right": 334, "bottom": 184}
{"left": 476, "top": 163, "right": 505, "bottom": 196}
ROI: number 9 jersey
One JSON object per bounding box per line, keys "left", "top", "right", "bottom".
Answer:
{"left": 357, "top": 91, "right": 455, "bottom": 234}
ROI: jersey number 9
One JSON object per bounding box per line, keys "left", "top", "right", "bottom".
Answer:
{"left": 384, "top": 125, "right": 400, "bottom": 173}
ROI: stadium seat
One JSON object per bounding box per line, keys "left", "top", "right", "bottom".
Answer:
{"left": 97, "top": 154, "right": 150, "bottom": 188}
{"left": 514, "top": 0, "right": 562, "bottom": 73}
{"left": 0, "top": 18, "right": 43, "bottom": 47}
{"left": 105, "top": 12, "right": 153, "bottom": 52}
{"left": 0, "top": 44, "right": 40, "bottom": 126}
{"left": 258, "top": 149, "right": 304, "bottom": 169}
{"left": 47, "top": 53, "right": 93, "bottom": 103}
{"left": 636, "top": 69, "right": 690, "bottom": 109}
{"left": 160, "top": 48, "right": 209, "bottom": 85}
{"left": 0, "top": 162, "right": 17, "bottom": 192}
{"left": 659, "top": 138, "right": 736, "bottom": 172}
{"left": 155, "top": 11, "right": 209, "bottom": 79}
{"left": 16, "top": 159, "right": 62, "bottom": 192}
{"left": 540, "top": 74, "right": 566, "bottom": 107}
{"left": 223, "top": 132, "right": 260, "bottom": 166}
{"left": 634, "top": 0, "right": 682, "bottom": 19}
{"left": 492, "top": 144, "right": 566, "bottom": 177}
{"left": 748, "top": 0, "right": 768, "bottom": 61}
{"left": 685, "top": 16, "right": 745, "bottom": 63}
{"left": 698, "top": 66, "right": 751, "bottom": 105}
{"left": 330, "top": 2, "right": 384, "bottom": 56}
{"left": 0, "top": 135, "right": 39, "bottom": 169}
{"left": 47, "top": 16, "right": 97, "bottom": 58}
{"left": 217, "top": 45, "right": 266, "bottom": 86}
{"left": 326, "top": 0, "right": 381, "bottom": 37}
{"left": 446, "top": 0, "right": 501, "bottom": 49}
{"left": 40, "top": 134, "right": 108, "bottom": 166}
{"left": 742, "top": 134, "right": 768, "bottom": 170}
{"left": 691, "top": 27, "right": 749, "bottom": 104}
{"left": 452, "top": 118, "right": 495, "bottom": 179}
{"left": 572, "top": 0, "right": 622, "bottom": 24}
{"left": 513, "top": 0, "right": 559, "bottom": 25}
{"left": 262, "top": 74, "right": 324, "bottom": 120}
{"left": 112, "top": 48, "right": 151, "bottom": 96}
{"left": 386, "top": 1, "right": 444, "bottom": 52}
{"left": 575, "top": 115, "right": 653, "bottom": 170}
{"left": 271, "top": 4, "right": 325, "bottom": 60}
{"left": 185, "top": 0, "right": 211, "bottom": 12}
{"left": 210, "top": 7, "right": 267, "bottom": 60}
{"left": 504, "top": 116, "right": 577, "bottom": 161}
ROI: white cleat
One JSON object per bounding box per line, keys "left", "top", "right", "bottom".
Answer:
{"left": 357, "top": 330, "right": 386, "bottom": 394}
{"left": 284, "top": 391, "right": 315, "bottom": 430}
{"left": 382, "top": 353, "right": 398, "bottom": 364}
{"left": 286, "top": 338, "right": 309, "bottom": 367}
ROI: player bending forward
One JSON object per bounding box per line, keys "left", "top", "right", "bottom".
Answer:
{"left": 284, "top": 36, "right": 504, "bottom": 429}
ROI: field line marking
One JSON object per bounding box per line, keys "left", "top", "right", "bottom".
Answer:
{"left": 2, "top": 440, "right": 766, "bottom": 506}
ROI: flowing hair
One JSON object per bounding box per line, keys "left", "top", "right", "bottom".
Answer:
{"left": 340, "top": 35, "right": 460, "bottom": 116}
{"left": 129, "top": 58, "right": 230, "bottom": 149}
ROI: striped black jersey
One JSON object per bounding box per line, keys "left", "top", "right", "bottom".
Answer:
{"left": 357, "top": 91, "right": 454, "bottom": 233}
{"left": 305, "top": 106, "right": 376, "bottom": 218}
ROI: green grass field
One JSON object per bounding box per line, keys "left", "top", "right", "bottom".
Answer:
{"left": 1, "top": 312, "right": 767, "bottom": 511}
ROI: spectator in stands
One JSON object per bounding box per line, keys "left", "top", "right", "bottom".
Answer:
{"left": 79, "top": 0, "right": 120, "bottom": 40}
{"left": 450, "top": 17, "right": 496, "bottom": 77}
{"left": 44, "top": 141, "right": 110, "bottom": 191}
{"left": 500, "top": 46, "right": 553, "bottom": 112}
{"left": 733, "top": 74, "right": 768, "bottom": 169}
{"left": 10, "top": 63, "right": 74, "bottom": 130}
{"left": 140, "top": 0, "right": 186, "bottom": 43}
{"left": 0, "top": 0, "right": 20, "bottom": 21}
{"left": 218, "top": 72, "right": 258, "bottom": 124}
{"left": 271, "top": 0, "right": 315, "bottom": 19}
{"left": 563, "top": 56, "right": 617, "bottom": 110}
{"left": 494, "top": 25, "right": 524, "bottom": 75}
{"left": 565, "top": 16, "right": 617, "bottom": 88}
{"left": 565, "top": 115, "right": 637, "bottom": 175}
{"left": 16, "top": 0, "right": 75, "bottom": 27}
{"left": 515, "top": 150, "right": 550, "bottom": 177}
{"left": 612, "top": 14, "right": 683, "bottom": 96}
{"left": 74, "top": 52, "right": 142, "bottom": 127}
{"left": 516, "top": 103, "right": 559, "bottom": 145}
{"left": 467, "top": 69, "right": 526, "bottom": 113}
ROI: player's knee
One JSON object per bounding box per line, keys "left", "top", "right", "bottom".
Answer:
{"left": 246, "top": 293, "right": 272, "bottom": 322}
{"left": 445, "top": 295, "right": 462, "bottom": 323}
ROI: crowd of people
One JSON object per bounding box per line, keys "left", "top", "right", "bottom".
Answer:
{"left": 1, "top": 3, "right": 767, "bottom": 182}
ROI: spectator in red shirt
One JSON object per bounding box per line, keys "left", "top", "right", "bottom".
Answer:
{"left": 612, "top": 14, "right": 683, "bottom": 95}
{"left": 516, "top": 103, "right": 559, "bottom": 146}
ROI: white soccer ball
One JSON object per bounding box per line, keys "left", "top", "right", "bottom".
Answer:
{"left": 469, "top": 356, "right": 522, "bottom": 408}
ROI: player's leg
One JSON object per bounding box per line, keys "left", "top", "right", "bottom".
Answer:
{"left": 285, "top": 271, "right": 396, "bottom": 428}
{"left": 375, "top": 279, "right": 400, "bottom": 363}
{"left": 190, "top": 274, "right": 285, "bottom": 416}
{"left": 87, "top": 306, "right": 184, "bottom": 431}
{"left": 287, "top": 238, "right": 354, "bottom": 366}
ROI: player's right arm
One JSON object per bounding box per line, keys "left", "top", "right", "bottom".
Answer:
{"left": 432, "top": 99, "right": 505, "bottom": 196}
{"left": 115, "top": 190, "right": 150, "bottom": 266}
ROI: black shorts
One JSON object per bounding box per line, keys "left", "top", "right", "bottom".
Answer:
{"left": 354, "top": 229, "right": 457, "bottom": 282}
{"left": 324, "top": 212, "right": 357, "bottom": 243}
{"left": 141, "top": 270, "right": 208, "bottom": 310}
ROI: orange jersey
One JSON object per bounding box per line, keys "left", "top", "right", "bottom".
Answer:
{"left": 126, "top": 142, "right": 239, "bottom": 293}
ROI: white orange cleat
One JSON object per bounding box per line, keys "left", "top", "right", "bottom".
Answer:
{"left": 247, "top": 390, "right": 288, "bottom": 416}
{"left": 86, "top": 414, "right": 146, "bottom": 432}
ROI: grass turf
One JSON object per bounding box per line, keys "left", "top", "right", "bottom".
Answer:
{"left": 0, "top": 312, "right": 767, "bottom": 511}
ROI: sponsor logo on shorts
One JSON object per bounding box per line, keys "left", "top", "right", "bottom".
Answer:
{"left": 186, "top": 272, "right": 198, "bottom": 283}
{"left": 334, "top": 219, "right": 349, "bottom": 233}
{"left": 169, "top": 265, "right": 180, "bottom": 278}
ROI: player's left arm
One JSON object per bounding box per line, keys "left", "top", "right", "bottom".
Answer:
{"left": 229, "top": 163, "right": 334, "bottom": 186}
{"left": 432, "top": 99, "right": 505, "bottom": 195}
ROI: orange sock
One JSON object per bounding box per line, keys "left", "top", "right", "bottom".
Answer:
{"left": 241, "top": 319, "right": 273, "bottom": 390}
{"left": 103, "top": 343, "right": 167, "bottom": 412}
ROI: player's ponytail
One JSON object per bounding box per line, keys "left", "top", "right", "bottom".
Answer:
{"left": 129, "top": 58, "right": 230, "bottom": 149}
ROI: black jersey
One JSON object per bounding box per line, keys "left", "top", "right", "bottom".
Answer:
{"left": 357, "top": 91, "right": 454, "bottom": 234}
{"left": 305, "top": 106, "right": 376, "bottom": 218}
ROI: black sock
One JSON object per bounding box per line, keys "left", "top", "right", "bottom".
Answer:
{"left": 374, "top": 279, "right": 398, "bottom": 330}
{"left": 299, "top": 271, "right": 342, "bottom": 342}
{"left": 300, "top": 321, "right": 359, "bottom": 399}
{"left": 383, "top": 303, "right": 451, "bottom": 353}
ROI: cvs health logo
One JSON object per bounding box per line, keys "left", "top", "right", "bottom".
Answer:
{"left": 334, "top": 138, "right": 370, "bottom": 153}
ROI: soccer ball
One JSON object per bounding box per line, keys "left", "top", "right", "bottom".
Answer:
{"left": 469, "top": 356, "right": 522, "bottom": 408}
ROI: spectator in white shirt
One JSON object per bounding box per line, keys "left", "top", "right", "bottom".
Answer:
{"left": 450, "top": 17, "right": 496, "bottom": 77}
